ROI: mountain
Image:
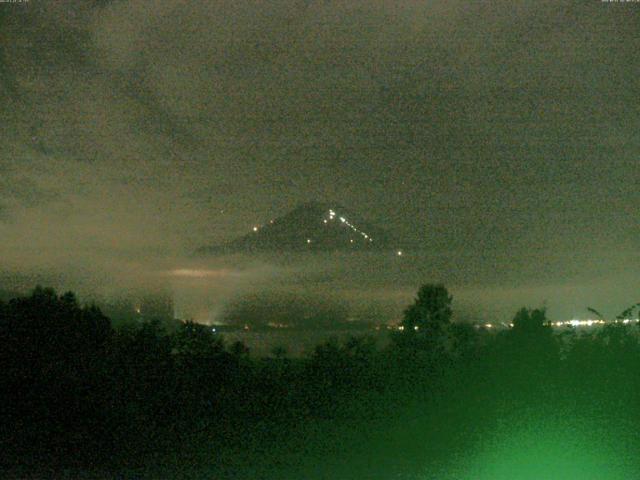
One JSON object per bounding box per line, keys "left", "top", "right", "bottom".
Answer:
{"left": 197, "top": 201, "right": 397, "bottom": 255}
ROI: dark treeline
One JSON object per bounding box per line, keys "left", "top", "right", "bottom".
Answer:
{"left": 2, "top": 285, "right": 640, "bottom": 479}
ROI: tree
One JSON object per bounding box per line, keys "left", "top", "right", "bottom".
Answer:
{"left": 390, "top": 284, "right": 454, "bottom": 368}
{"left": 587, "top": 303, "right": 640, "bottom": 322}
{"left": 511, "top": 307, "right": 549, "bottom": 335}
{"left": 230, "top": 340, "right": 250, "bottom": 358}
{"left": 173, "top": 321, "right": 225, "bottom": 361}
{"left": 502, "top": 307, "right": 558, "bottom": 383}
{"left": 401, "top": 283, "right": 453, "bottom": 334}
{"left": 0, "top": 287, "right": 113, "bottom": 464}
{"left": 270, "top": 345, "right": 288, "bottom": 360}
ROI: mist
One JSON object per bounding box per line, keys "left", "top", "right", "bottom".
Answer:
{"left": 2, "top": 2, "right": 639, "bottom": 478}
{"left": 1, "top": 0, "right": 638, "bottom": 322}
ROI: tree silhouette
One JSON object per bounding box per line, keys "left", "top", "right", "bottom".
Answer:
{"left": 497, "top": 306, "right": 559, "bottom": 396}
{"left": 511, "top": 307, "right": 549, "bottom": 335}
{"left": 230, "top": 340, "right": 250, "bottom": 358}
{"left": 0, "top": 287, "right": 113, "bottom": 466}
{"left": 270, "top": 345, "right": 288, "bottom": 360}
{"left": 173, "top": 320, "right": 225, "bottom": 360}
{"left": 400, "top": 284, "right": 452, "bottom": 334}
{"left": 587, "top": 303, "right": 640, "bottom": 321}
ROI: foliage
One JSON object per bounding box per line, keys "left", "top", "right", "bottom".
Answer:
{"left": 2, "top": 285, "right": 640, "bottom": 479}
{"left": 401, "top": 283, "right": 453, "bottom": 333}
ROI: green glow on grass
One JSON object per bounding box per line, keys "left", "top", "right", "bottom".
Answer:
{"left": 440, "top": 413, "right": 635, "bottom": 480}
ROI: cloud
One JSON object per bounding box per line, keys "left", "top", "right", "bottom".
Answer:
{"left": 0, "top": 1, "right": 637, "bottom": 319}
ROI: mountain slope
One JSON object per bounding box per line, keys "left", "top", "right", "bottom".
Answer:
{"left": 198, "top": 201, "right": 396, "bottom": 255}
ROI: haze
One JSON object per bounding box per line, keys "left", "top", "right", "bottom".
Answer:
{"left": 1, "top": 1, "right": 638, "bottom": 322}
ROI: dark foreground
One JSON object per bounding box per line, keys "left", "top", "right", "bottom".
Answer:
{"left": 2, "top": 287, "right": 639, "bottom": 479}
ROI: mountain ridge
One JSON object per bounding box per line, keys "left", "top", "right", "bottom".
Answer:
{"left": 197, "top": 201, "right": 397, "bottom": 255}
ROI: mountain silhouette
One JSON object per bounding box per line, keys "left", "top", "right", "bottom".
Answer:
{"left": 197, "top": 201, "right": 396, "bottom": 255}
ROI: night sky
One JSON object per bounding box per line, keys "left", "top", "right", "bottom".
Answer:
{"left": 1, "top": 1, "right": 638, "bottom": 322}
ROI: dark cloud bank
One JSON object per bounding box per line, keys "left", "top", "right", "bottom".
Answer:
{"left": 0, "top": 1, "right": 638, "bottom": 323}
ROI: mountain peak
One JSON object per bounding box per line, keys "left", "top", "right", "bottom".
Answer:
{"left": 198, "top": 202, "right": 395, "bottom": 255}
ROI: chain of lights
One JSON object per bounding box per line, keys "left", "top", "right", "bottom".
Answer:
{"left": 326, "top": 209, "right": 374, "bottom": 244}
{"left": 553, "top": 318, "right": 639, "bottom": 327}
{"left": 466, "top": 318, "right": 640, "bottom": 331}
{"left": 251, "top": 208, "right": 403, "bottom": 255}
